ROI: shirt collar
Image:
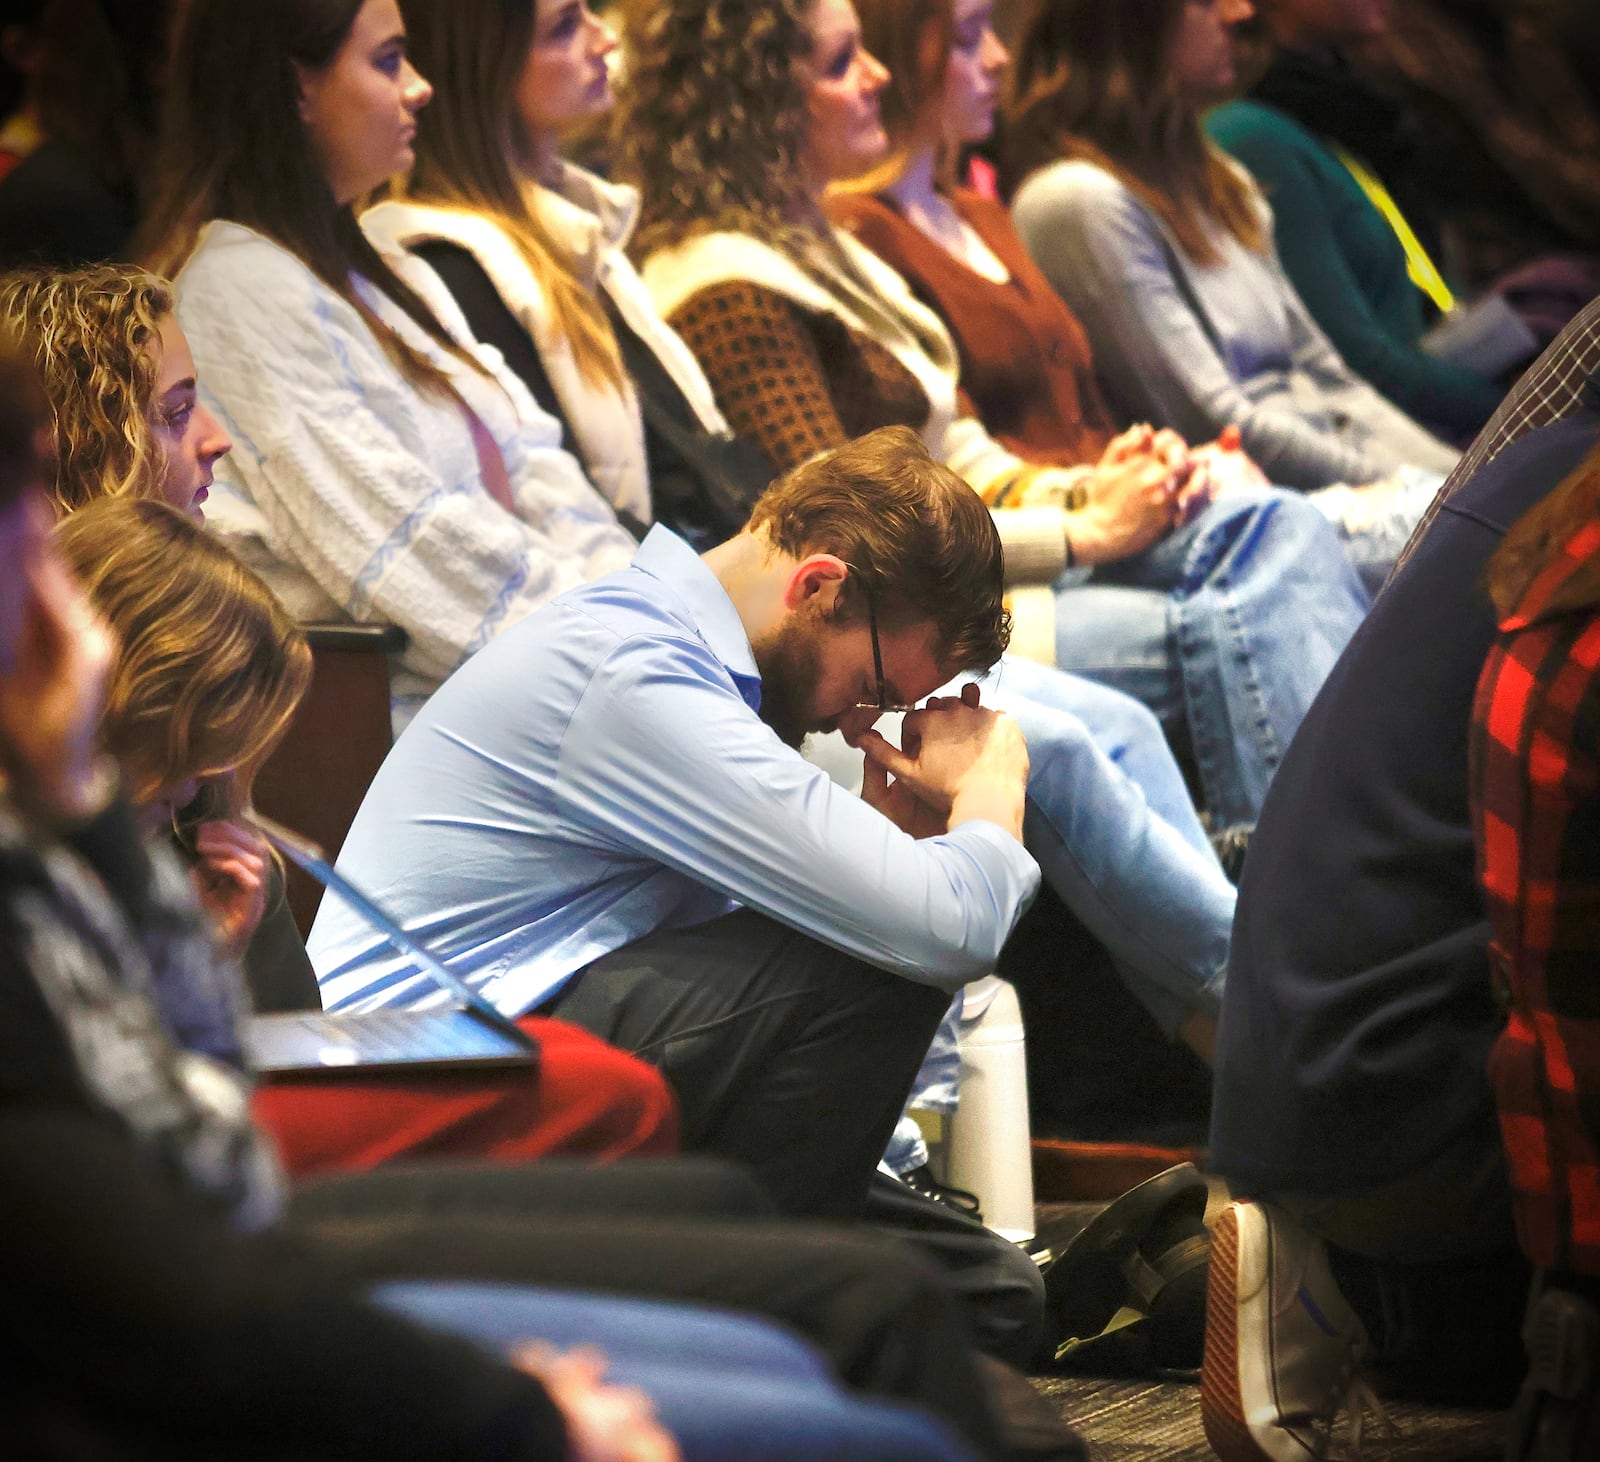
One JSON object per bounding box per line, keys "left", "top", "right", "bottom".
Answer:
{"left": 527, "top": 161, "right": 639, "bottom": 288}
{"left": 632, "top": 526, "right": 762, "bottom": 709}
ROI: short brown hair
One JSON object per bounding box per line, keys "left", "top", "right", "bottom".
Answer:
{"left": 747, "top": 425, "right": 1011, "bottom": 673}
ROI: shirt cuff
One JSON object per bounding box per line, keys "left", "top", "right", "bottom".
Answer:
{"left": 942, "top": 817, "right": 1043, "bottom": 909}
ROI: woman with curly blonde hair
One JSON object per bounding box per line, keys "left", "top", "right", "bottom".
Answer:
{"left": 0, "top": 263, "right": 231, "bottom": 518}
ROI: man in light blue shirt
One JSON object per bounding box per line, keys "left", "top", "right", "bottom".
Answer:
{"left": 312, "top": 429, "right": 1039, "bottom": 1217}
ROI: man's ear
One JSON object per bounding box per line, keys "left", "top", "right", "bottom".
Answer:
{"left": 780, "top": 553, "right": 849, "bottom": 615}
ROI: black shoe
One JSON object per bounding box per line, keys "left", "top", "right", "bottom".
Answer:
{"left": 898, "top": 1163, "right": 984, "bottom": 1223}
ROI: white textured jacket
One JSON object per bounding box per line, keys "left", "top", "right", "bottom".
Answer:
{"left": 175, "top": 219, "right": 636, "bottom": 714}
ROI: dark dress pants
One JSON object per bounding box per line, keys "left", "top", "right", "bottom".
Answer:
{"left": 289, "top": 1158, "right": 1008, "bottom": 1460}
{"left": 542, "top": 909, "right": 952, "bottom": 1219}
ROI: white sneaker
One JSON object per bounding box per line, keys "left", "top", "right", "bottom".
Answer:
{"left": 1202, "top": 1200, "right": 1389, "bottom": 1461}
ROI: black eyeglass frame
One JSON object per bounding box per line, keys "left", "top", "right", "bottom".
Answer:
{"left": 852, "top": 588, "right": 918, "bottom": 714}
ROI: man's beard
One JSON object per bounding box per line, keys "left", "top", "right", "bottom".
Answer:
{"left": 751, "top": 616, "right": 827, "bottom": 750}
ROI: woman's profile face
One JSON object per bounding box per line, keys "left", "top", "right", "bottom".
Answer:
{"left": 1167, "top": 0, "right": 1254, "bottom": 101}
{"left": 147, "top": 314, "right": 231, "bottom": 523}
{"left": 938, "top": 0, "right": 1009, "bottom": 148}
{"left": 801, "top": 0, "right": 891, "bottom": 186}
{"left": 297, "top": 0, "right": 434, "bottom": 205}
{"left": 514, "top": 0, "right": 618, "bottom": 147}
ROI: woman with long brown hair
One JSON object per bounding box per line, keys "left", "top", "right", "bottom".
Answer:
{"left": 360, "top": 0, "right": 764, "bottom": 548}
{"left": 140, "top": 0, "right": 638, "bottom": 723}
{"left": 1003, "top": 0, "right": 1459, "bottom": 499}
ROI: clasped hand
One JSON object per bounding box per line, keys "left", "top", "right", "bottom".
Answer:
{"left": 1078, "top": 425, "right": 1203, "bottom": 561}
{"left": 849, "top": 683, "right": 1029, "bottom": 841}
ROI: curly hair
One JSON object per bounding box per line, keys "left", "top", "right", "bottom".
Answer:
{"left": 0, "top": 323, "right": 48, "bottom": 514}
{"left": 617, "top": 0, "right": 820, "bottom": 258}
{"left": 54, "top": 497, "right": 312, "bottom": 817}
{"left": 0, "top": 264, "right": 173, "bottom": 515}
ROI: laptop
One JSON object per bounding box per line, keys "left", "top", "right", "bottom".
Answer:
{"left": 240, "top": 811, "right": 539, "bottom": 1079}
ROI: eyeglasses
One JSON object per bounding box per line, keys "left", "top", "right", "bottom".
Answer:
{"left": 853, "top": 590, "right": 917, "bottom": 714}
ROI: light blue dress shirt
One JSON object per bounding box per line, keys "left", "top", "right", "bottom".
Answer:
{"left": 309, "top": 527, "right": 1041, "bottom": 1016}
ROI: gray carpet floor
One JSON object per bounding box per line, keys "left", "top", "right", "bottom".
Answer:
{"left": 1029, "top": 1202, "right": 1508, "bottom": 1459}
{"left": 1031, "top": 1373, "right": 1504, "bottom": 1459}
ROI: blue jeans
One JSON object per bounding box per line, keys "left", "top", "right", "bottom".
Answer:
{"left": 375, "top": 1280, "right": 978, "bottom": 1462}
{"left": 1054, "top": 487, "right": 1369, "bottom": 826}
{"left": 833, "top": 662, "right": 1233, "bottom": 1160}
{"left": 983, "top": 657, "right": 1235, "bottom": 1037}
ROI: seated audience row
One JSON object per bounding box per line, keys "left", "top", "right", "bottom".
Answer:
{"left": 129, "top": 0, "right": 1250, "bottom": 1114}
{"left": 7, "top": 0, "right": 1600, "bottom": 1452}
{"left": 0, "top": 333, "right": 1076, "bottom": 1460}
{"left": 4, "top": 255, "right": 1053, "bottom": 1363}
{"left": 615, "top": 0, "right": 1367, "bottom": 826}
{"left": 1001, "top": 0, "right": 1459, "bottom": 515}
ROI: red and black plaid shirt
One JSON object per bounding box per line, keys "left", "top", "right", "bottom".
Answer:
{"left": 1472, "top": 514, "right": 1600, "bottom": 1274}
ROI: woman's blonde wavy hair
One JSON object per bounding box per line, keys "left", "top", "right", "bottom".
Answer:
{"left": 53, "top": 498, "right": 312, "bottom": 819}
{"left": 617, "top": 0, "right": 821, "bottom": 260}
{"left": 0, "top": 264, "right": 174, "bottom": 516}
